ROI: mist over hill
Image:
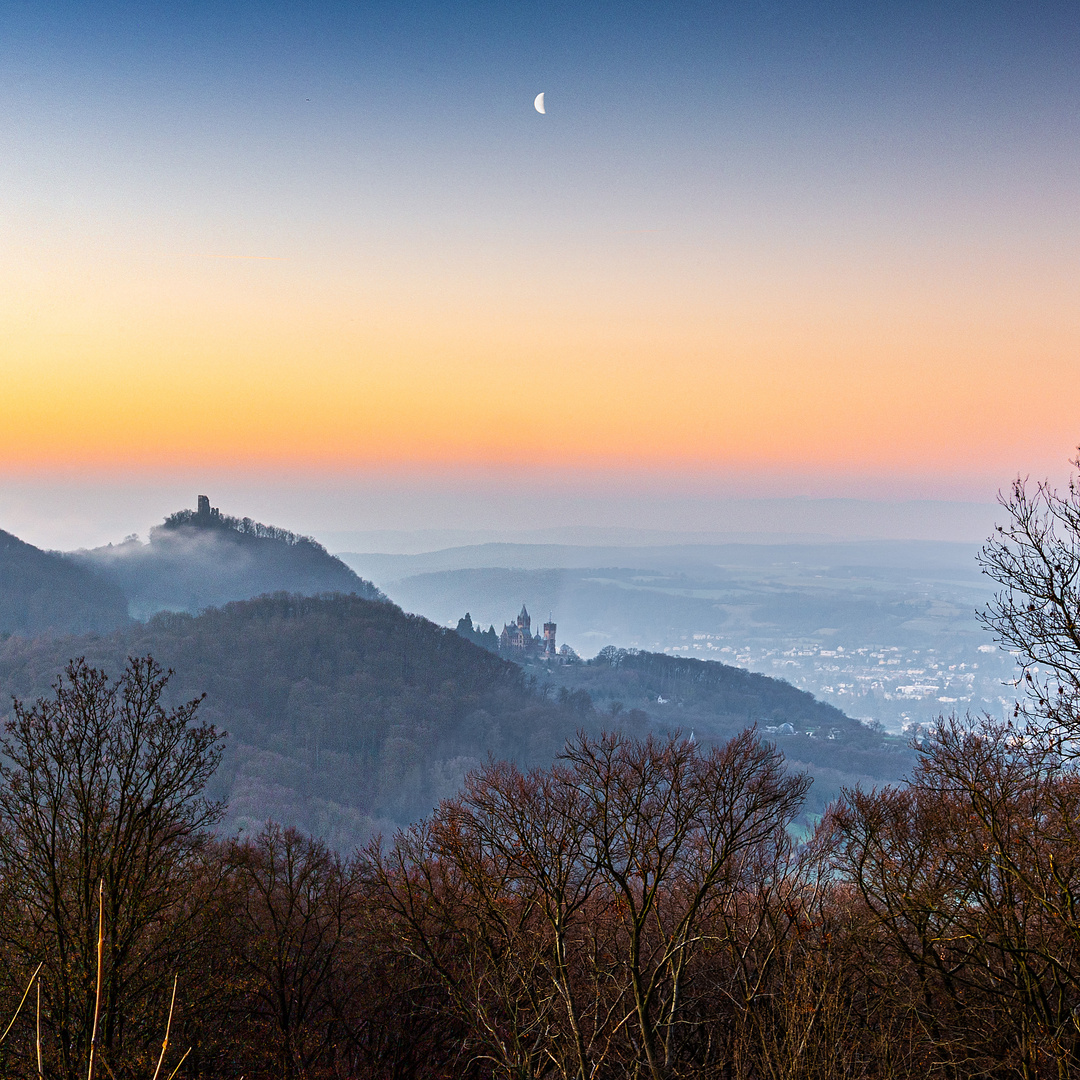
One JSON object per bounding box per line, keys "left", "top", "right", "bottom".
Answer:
{"left": 0, "top": 528, "right": 130, "bottom": 635}
{"left": 73, "top": 497, "right": 383, "bottom": 619}
{"left": 0, "top": 510, "right": 916, "bottom": 849}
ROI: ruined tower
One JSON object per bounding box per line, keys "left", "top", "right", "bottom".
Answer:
{"left": 195, "top": 495, "right": 220, "bottom": 523}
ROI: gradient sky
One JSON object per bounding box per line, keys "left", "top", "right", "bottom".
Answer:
{"left": 2, "top": 1, "right": 1079, "bottom": 544}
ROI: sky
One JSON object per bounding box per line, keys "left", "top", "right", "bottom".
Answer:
{"left": 2, "top": 1, "right": 1079, "bottom": 549}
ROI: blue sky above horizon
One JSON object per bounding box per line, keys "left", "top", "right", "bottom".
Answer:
{"left": 2, "top": 1, "right": 1079, "bottom": 545}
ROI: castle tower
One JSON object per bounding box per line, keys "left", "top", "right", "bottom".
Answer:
{"left": 543, "top": 619, "right": 556, "bottom": 657}
{"left": 517, "top": 604, "right": 531, "bottom": 636}
{"left": 197, "top": 495, "right": 211, "bottom": 518}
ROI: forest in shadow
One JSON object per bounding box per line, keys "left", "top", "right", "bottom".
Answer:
{"left": 0, "top": 592, "right": 907, "bottom": 846}
{"left": 0, "top": 657, "right": 1076, "bottom": 1080}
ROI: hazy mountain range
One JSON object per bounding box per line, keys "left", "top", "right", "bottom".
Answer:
{"left": 0, "top": 500, "right": 931, "bottom": 847}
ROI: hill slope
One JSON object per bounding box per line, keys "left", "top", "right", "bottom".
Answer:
{"left": 0, "top": 593, "right": 583, "bottom": 847}
{"left": 0, "top": 593, "right": 910, "bottom": 848}
{"left": 74, "top": 500, "right": 383, "bottom": 618}
{"left": 541, "top": 647, "right": 912, "bottom": 808}
{"left": 0, "top": 529, "right": 130, "bottom": 635}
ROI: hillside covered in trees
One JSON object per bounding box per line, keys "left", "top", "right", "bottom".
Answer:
{"left": 545, "top": 645, "right": 909, "bottom": 801}
{"left": 0, "top": 593, "right": 590, "bottom": 846}
{"left": 0, "top": 528, "right": 130, "bottom": 635}
{"left": 0, "top": 592, "right": 904, "bottom": 847}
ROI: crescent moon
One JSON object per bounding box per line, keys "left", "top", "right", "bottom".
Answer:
{"left": 534, "top": 92, "right": 545, "bottom": 114}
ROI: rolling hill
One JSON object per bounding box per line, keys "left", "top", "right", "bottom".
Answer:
{"left": 0, "top": 528, "right": 130, "bottom": 635}
{"left": 0, "top": 592, "right": 911, "bottom": 849}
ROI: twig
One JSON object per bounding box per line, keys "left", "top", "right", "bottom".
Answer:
{"left": 164, "top": 1046, "right": 191, "bottom": 1080}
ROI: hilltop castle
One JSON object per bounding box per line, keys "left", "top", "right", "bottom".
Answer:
{"left": 500, "top": 604, "right": 558, "bottom": 660}
{"left": 457, "top": 604, "right": 576, "bottom": 662}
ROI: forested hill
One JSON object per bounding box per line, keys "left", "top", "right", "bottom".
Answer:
{"left": 0, "top": 528, "right": 130, "bottom": 635}
{"left": 0, "top": 593, "right": 586, "bottom": 848}
{"left": 546, "top": 647, "right": 912, "bottom": 804}
{"left": 0, "top": 592, "right": 909, "bottom": 849}
{"left": 564, "top": 646, "right": 861, "bottom": 734}
{"left": 72, "top": 502, "right": 383, "bottom": 619}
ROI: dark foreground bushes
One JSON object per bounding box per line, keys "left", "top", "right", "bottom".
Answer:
{"left": 3, "top": 658, "right": 1080, "bottom": 1078}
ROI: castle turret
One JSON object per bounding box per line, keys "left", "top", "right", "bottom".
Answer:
{"left": 517, "top": 604, "right": 531, "bottom": 636}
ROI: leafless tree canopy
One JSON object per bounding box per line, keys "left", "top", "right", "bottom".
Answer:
{"left": 979, "top": 458, "right": 1080, "bottom": 738}
{"left": 0, "top": 657, "right": 224, "bottom": 1080}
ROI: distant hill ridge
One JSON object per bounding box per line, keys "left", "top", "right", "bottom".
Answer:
{"left": 0, "top": 529, "right": 130, "bottom": 636}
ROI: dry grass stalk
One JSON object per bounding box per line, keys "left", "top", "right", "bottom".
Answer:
{"left": 0, "top": 960, "right": 43, "bottom": 1049}
{"left": 150, "top": 976, "right": 178, "bottom": 1080}
{"left": 87, "top": 880, "right": 104, "bottom": 1080}
{"left": 36, "top": 977, "right": 43, "bottom": 1080}
{"left": 3, "top": 883, "right": 190, "bottom": 1080}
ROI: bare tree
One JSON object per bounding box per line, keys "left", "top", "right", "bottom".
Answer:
{"left": 830, "top": 716, "right": 1080, "bottom": 1079}
{"left": 979, "top": 456, "right": 1080, "bottom": 741}
{"left": 563, "top": 730, "right": 810, "bottom": 1080}
{"left": 0, "top": 657, "right": 224, "bottom": 1080}
{"left": 225, "top": 823, "right": 362, "bottom": 1080}
{"left": 371, "top": 809, "right": 562, "bottom": 1080}
{"left": 373, "top": 729, "right": 810, "bottom": 1080}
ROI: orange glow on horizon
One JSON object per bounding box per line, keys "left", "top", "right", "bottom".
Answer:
{"left": 3, "top": 231, "right": 1078, "bottom": 482}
